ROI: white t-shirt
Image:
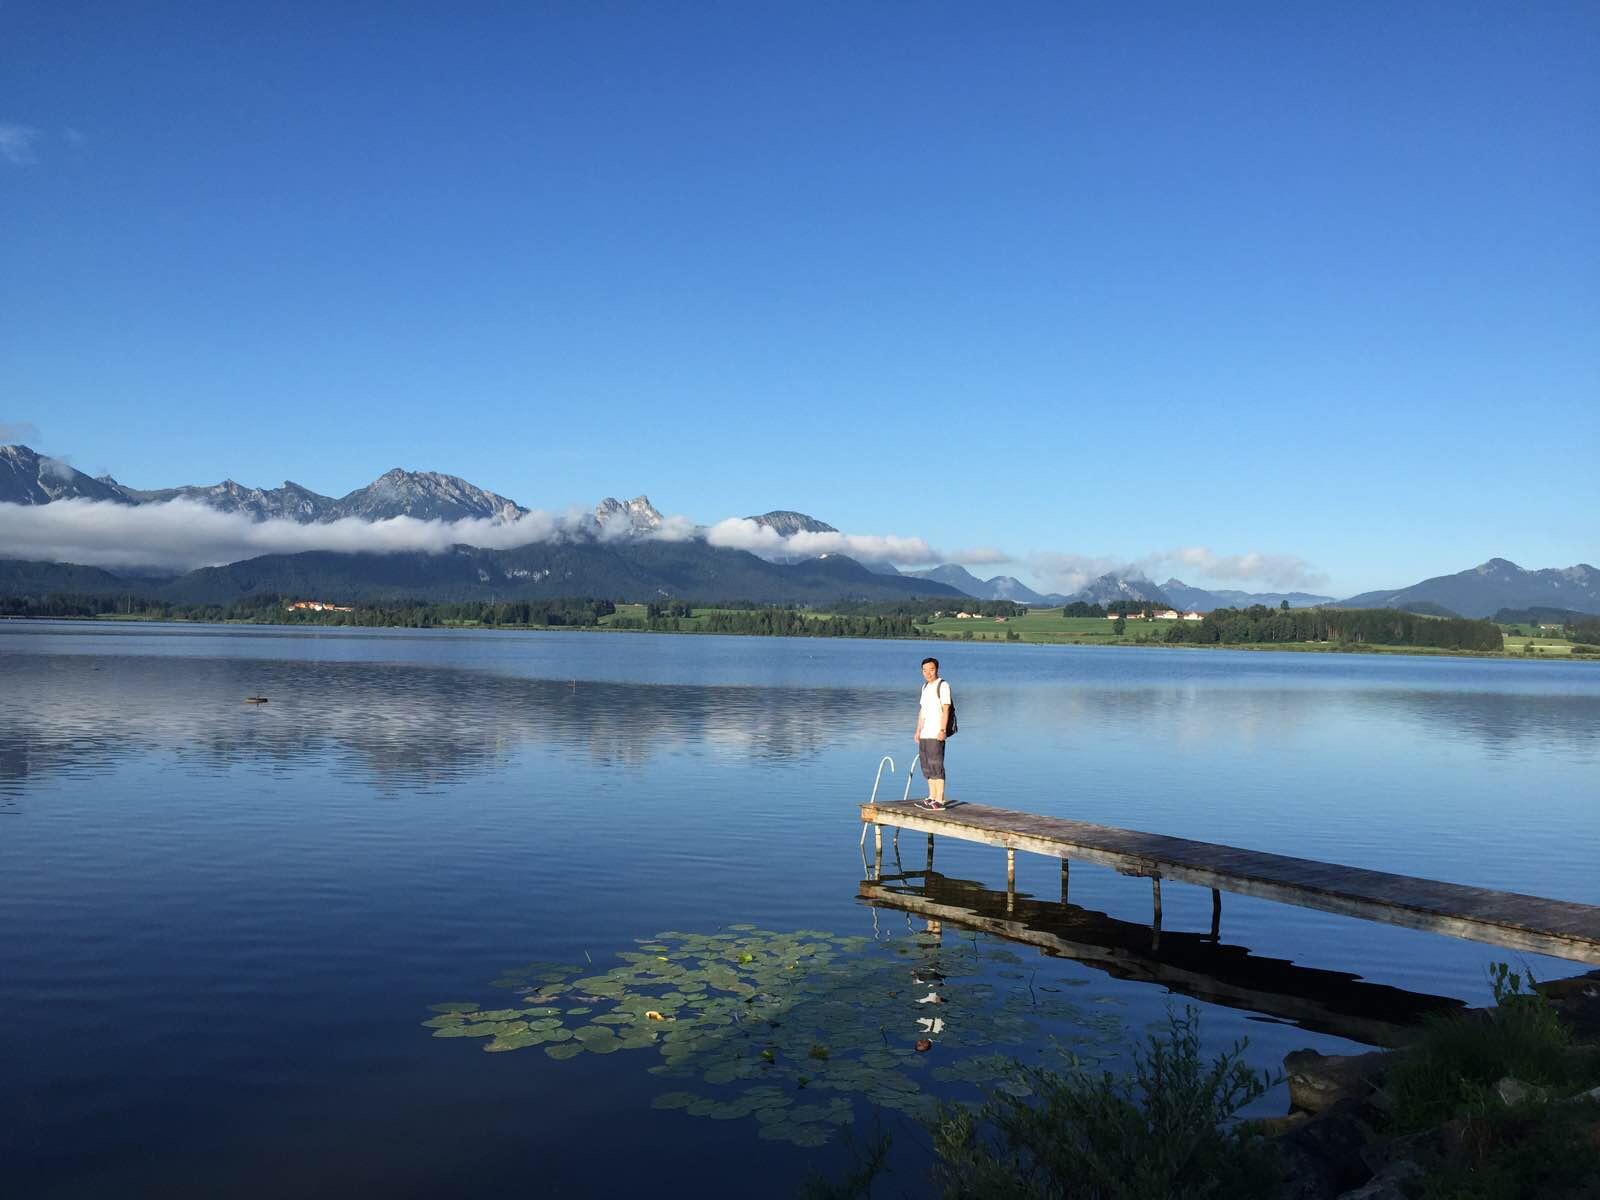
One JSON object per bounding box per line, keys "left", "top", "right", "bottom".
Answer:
{"left": 919, "top": 678, "right": 952, "bottom": 738}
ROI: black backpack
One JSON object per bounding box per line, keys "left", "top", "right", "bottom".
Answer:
{"left": 941, "top": 680, "right": 957, "bottom": 737}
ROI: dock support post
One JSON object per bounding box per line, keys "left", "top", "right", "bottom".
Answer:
{"left": 1210, "top": 888, "right": 1221, "bottom": 940}
{"left": 1060, "top": 857, "right": 1069, "bottom": 904}
{"left": 1152, "top": 877, "right": 1163, "bottom": 928}
{"left": 1006, "top": 848, "right": 1016, "bottom": 891}
{"left": 926, "top": 834, "right": 935, "bottom": 873}
{"left": 874, "top": 824, "right": 882, "bottom": 855}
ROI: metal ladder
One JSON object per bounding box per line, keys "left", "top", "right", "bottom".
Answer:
{"left": 861, "top": 755, "right": 917, "bottom": 847}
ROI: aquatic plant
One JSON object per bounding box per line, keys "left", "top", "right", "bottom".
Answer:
{"left": 423, "top": 925, "right": 1126, "bottom": 1147}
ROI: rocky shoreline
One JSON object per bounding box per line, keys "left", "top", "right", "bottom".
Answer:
{"left": 1260, "top": 969, "right": 1600, "bottom": 1199}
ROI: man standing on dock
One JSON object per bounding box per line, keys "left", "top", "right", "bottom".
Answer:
{"left": 915, "top": 656, "right": 952, "bottom": 809}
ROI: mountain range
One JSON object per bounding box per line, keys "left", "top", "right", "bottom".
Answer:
{"left": 2, "top": 444, "right": 1595, "bottom": 615}
{"left": 1157, "top": 579, "right": 1337, "bottom": 612}
{"left": 0, "top": 542, "right": 969, "bottom": 607}
{"left": 2, "top": 444, "right": 531, "bottom": 524}
{"left": 1338, "top": 558, "right": 1600, "bottom": 620}
{"left": 899, "top": 564, "right": 1064, "bottom": 606}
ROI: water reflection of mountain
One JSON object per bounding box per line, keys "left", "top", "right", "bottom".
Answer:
{"left": 0, "top": 654, "right": 903, "bottom": 794}
{"left": 859, "top": 869, "right": 1464, "bottom": 1048}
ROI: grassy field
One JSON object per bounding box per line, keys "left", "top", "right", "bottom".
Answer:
{"left": 918, "top": 609, "right": 1190, "bottom": 644}
{"left": 1501, "top": 635, "right": 1580, "bottom": 656}
{"left": 919, "top": 610, "right": 1600, "bottom": 659}
{"left": 80, "top": 602, "right": 1590, "bottom": 660}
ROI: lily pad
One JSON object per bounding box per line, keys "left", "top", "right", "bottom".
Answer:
{"left": 650, "top": 1091, "right": 700, "bottom": 1110}
{"left": 425, "top": 922, "right": 1132, "bottom": 1147}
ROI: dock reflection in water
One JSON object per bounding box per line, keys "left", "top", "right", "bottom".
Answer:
{"left": 859, "top": 868, "right": 1465, "bottom": 1048}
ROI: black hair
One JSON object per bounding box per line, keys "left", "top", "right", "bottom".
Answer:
{"left": 921, "top": 657, "right": 939, "bottom": 670}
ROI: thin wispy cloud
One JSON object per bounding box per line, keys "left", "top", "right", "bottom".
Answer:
{"left": 950, "top": 546, "right": 1010, "bottom": 566}
{"left": 1150, "top": 546, "right": 1329, "bottom": 590}
{"left": 1027, "top": 545, "right": 1328, "bottom": 595}
{"left": 1025, "top": 552, "right": 1132, "bottom": 596}
{"left": 0, "top": 123, "right": 42, "bottom": 166}
{"left": 0, "top": 421, "right": 42, "bottom": 442}
{"left": 38, "top": 455, "right": 78, "bottom": 482}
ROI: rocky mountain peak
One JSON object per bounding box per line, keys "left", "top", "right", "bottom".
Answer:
{"left": 745, "top": 510, "right": 838, "bottom": 536}
{"left": 594, "top": 495, "right": 663, "bottom": 535}
{"left": 334, "top": 469, "right": 525, "bottom": 523}
{"left": 0, "top": 443, "right": 131, "bottom": 506}
{"left": 1070, "top": 573, "right": 1170, "bottom": 606}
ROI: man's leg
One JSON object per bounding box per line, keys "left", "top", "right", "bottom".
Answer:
{"left": 925, "top": 738, "right": 946, "bottom": 805}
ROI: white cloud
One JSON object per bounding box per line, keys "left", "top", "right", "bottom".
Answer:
{"left": 1151, "top": 546, "right": 1329, "bottom": 590}
{"left": 0, "top": 498, "right": 590, "bottom": 572}
{"left": 0, "top": 421, "right": 41, "bottom": 443}
{"left": 652, "top": 514, "right": 698, "bottom": 542}
{"left": 38, "top": 455, "right": 78, "bottom": 482}
{"left": 1024, "top": 545, "right": 1327, "bottom": 596}
{"left": 705, "top": 517, "right": 934, "bottom": 564}
{"left": 1025, "top": 552, "right": 1132, "bottom": 596}
{"left": 0, "top": 498, "right": 935, "bottom": 576}
{"left": 0, "top": 123, "right": 41, "bottom": 166}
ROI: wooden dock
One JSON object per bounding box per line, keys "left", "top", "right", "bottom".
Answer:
{"left": 860, "top": 799, "right": 1600, "bottom": 965}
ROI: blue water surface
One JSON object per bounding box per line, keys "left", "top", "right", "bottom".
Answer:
{"left": 2, "top": 622, "right": 1596, "bottom": 1197}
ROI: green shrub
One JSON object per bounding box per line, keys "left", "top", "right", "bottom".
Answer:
{"left": 930, "top": 1009, "right": 1279, "bottom": 1200}
{"left": 1416, "top": 1096, "right": 1600, "bottom": 1200}
{"left": 1388, "top": 964, "right": 1578, "bottom": 1133}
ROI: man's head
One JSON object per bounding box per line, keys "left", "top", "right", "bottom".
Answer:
{"left": 921, "top": 657, "right": 939, "bottom": 682}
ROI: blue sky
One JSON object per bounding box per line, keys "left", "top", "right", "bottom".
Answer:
{"left": 3, "top": 2, "right": 1595, "bottom": 596}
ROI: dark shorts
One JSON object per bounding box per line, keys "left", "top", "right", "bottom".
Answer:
{"left": 918, "top": 737, "right": 946, "bottom": 781}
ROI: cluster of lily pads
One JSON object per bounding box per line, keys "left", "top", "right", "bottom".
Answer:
{"left": 423, "top": 924, "right": 1126, "bottom": 1147}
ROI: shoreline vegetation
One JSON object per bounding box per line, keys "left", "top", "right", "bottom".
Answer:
{"left": 4, "top": 592, "right": 1598, "bottom": 662}
{"left": 808, "top": 964, "right": 1600, "bottom": 1200}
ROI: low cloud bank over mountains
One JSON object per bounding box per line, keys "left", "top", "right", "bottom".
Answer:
{"left": 0, "top": 444, "right": 934, "bottom": 573}
{"left": 2, "top": 444, "right": 1593, "bottom": 614}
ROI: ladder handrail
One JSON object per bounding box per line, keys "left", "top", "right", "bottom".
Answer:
{"left": 868, "top": 755, "right": 895, "bottom": 806}
{"left": 863, "top": 756, "right": 895, "bottom": 848}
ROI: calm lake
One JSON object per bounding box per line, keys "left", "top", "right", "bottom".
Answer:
{"left": 3, "top": 622, "right": 1597, "bottom": 1197}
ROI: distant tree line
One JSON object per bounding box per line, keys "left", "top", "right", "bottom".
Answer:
{"left": 0, "top": 592, "right": 157, "bottom": 619}
{"left": 1066, "top": 600, "right": 1176, "bottom": 619}
{"left": 1564, "top": 617, "right": 1600, "bottom": 648}
{"left": 701, "top": 608, "right": 917, "bottom": 638}
{"left": 1161, "top": 605, "right": 1503, "bottom": 651}
{"left": 0, "top": 592, "right": 616, "bottom": 628}
{"left": 818, "top": 597, "right": 1025, "bottom": 620}
{"left": 1061, "top": 601, "right": 1107, "bottom": 617}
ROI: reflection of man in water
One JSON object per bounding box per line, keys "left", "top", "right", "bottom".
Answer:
{"left": 915, "top": 919, "right": 945, "bottom": 1043}
{"left": 914, "top": 656, "right": 952, "bottom": 808}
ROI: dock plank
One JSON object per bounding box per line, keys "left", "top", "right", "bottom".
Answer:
{"left": 860, "top": 800, "right": 1600, "bottom": 964}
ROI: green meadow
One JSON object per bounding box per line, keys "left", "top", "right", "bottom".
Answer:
{"left": 920, "top": 609, "right": 1188, "bottom": 645}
